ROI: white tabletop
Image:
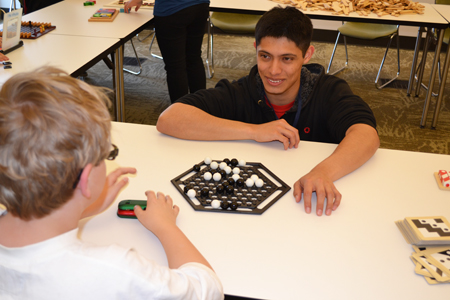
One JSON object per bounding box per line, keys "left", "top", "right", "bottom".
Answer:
{"left": 433, "top": 4, "right": 450, "bottom": 23}
{"left": 22, "top": 0, "right": 154, "bottom": 39}
{"left": 210, "top": 0, "right": 449, "bottom": 27}
{"left": 78, "top": 122, "right": 450, "bottom": 300}
{"left": 0, "top": 34, "right": 119, "bottom": 84}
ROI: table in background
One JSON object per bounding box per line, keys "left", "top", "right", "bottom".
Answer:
{"left": 79, "top": 122, "right": 450, "bottom": 300}
{"left": 21, "top": 0, "right": 155, "bottom": 122}
{"left": 0, "top": 34, "right": 119, "bottom": 85}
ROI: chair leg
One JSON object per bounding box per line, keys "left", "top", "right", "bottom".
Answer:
{"left": 149, "top": 31, "right": 163, "bottom": 60}
{"left": 123, "top": 38, "right": 143, "bottom": 76}
{"left": 327, "top": 32, "right": 348, "bottom": 75}
{"left": 205, "top": 15, "right": 214, "bottom": 79}
{"left": 375, "top": 30, "right": 400, "bottom": 89}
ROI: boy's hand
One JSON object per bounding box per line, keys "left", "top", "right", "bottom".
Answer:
{"left": 134, "top": 191, "right": 180, "bottom": 236}
{"left": 81, "top": 167, "right": 137, "bottom": 219}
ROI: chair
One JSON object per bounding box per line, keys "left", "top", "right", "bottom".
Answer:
{"left": 206, "top": 12, "right": 261, "bottom": 79}
{"left": 327, "top": 22, "right": 400, "bottom": 89}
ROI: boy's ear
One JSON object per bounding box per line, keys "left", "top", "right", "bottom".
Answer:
{"left": 303, "top": 45, "right": 315, "bottom": 64}
{"left": 77, "top": 164, "right": 94, "bottom": 199}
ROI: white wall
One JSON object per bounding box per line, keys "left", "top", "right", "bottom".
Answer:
{"left": 0, "top": 0, "right": 21, "bottom": 9}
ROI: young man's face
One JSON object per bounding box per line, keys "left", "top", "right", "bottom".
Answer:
{"left": 256, "top": 36, "right": 314, "bottom": 105}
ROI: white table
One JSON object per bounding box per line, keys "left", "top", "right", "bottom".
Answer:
{"left": 79, "top": 122, "right": 450, "bottom": 300}
{"left": 0, "top": 34, "right": 119, "bottom": 85}
{"left": 21, "top": 0, "right": 155, "bottom": 122}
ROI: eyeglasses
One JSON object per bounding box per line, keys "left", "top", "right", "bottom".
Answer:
{"left": 72, "top": 144, "right": 119, "bottom": 189}
{"left": 107, "top": 144, "right": 119, "bottom": 160}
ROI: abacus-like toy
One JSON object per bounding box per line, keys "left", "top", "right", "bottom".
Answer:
{"left": 0, "top": 21, "right": 56, "bottom": 39}
{"left": 171, "top": 158, "right": 291, "bottom": 214}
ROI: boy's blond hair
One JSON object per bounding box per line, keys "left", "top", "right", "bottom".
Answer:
{"left": 0, "top": 67, "right": 112, "bottom": 220}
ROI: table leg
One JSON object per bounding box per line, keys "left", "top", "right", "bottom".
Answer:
{"left": 407, "top": 27, "right": 424, "bottom": 96}
{"left": 114, "top": 45, "right": 125, "bottom": 122}
{"left": 420, "top": 28, "right": 445, "bottom": 128}
{"left": 415, "top": 28, "right": 432, "bottom": 97}
{"left": 431, "top": 35, "right": 450, "bottom": 129}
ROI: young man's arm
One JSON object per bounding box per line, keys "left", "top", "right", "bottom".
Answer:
{"left": 157, "top": 102, "right": 300, "bottom": 150}
{"left": 293, "top": 123, "right": 379, "bottom": 216}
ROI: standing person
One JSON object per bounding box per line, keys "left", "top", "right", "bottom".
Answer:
{"left": 156, "top": 7, "right": 380, "bottom": 217}
{"left": 125, "top": 0, "right": 210, "bottom": 103}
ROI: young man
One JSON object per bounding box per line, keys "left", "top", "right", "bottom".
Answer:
{"left": 156, "top": 6, "right": 379, "bottom": 217}
{"left": 0, "top": 67, "right": 223, "bottom": 299}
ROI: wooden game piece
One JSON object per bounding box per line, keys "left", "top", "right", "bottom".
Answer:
{"left": 435, "top": 170, "right": 450, "bottom": 190}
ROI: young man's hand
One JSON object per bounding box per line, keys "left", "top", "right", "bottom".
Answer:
{"left": 251, "top": 119, "right": 300, "bottom": 150}
{"left": 293, "top": 169, "right": 341, "bottom": 216}
{"left": 134, "top": 191, "right": 180, "bottom": 236}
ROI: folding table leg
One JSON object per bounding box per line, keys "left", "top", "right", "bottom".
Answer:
{"left": 431, "top": 37, "right": 450, "bottom": 129}
{"left": 407, "top": 27, "right": 424, "bottom": 96}
{"left": 114, "top": 45, "right": 125, "bottom": 122}
{"left": 415, "top": 28, "right": 432, "bottom": 97}
{"left": 420, "top": 28, "right": 444, "bottom": 128}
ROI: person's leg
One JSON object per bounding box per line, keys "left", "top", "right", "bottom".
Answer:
{"left": 154, "top": 15, "right": 188, "bottom": 102}
{"left": 185, "top": 3, "right": 209, "bottom": 93}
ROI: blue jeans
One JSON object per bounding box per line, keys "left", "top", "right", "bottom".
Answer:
{"left": 154, "top": 3, "right": 209, "bottom": 103}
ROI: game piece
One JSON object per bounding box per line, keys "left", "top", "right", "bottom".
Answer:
{"left": 83, "top": 1, "right": 95, "bottom": 6}
{"left": 119, "top": 8, "right": 124, "bottom": 12}
{"left": 396, "top": 216, "right": 450, "bottom": 245}
{"left": 224, "top": 166, "right": 232, "bottom": 174}
{"left": 204, "top": 157, "right": 212, "bottom": 165}
{"left": 203, "top": 172, "right": 212, "bottom": 181}
{"left": 213, "top": 172, "right": 221, "bottom": 181}
{"left": 435, "top": 170, "right": 450, "bottom": 190}
{"left": 238, "top": 159, "right": 246, "bottom": 166}
{"left": 255, "top": 179, "right": 264, "bottom": 188}
{"left": 200, "top": 187, "right": 209, "bottom": 197}
{"left": 211, "top": 200, "right": 221, "bottom": 209}
{"left": 219, "top": 162, "right": 227, "bottom": 170}
{"left": 230, "top": 158, "right": 238, "bottom": 166}
{"left": 117, "top": 200, "right": 146, "bottom": 219}
{"left": 250, "top": 174, "right": 259, "bottom": 182}
{"left": 187, "top": 189, "right": 196, "bottom": 198}
{"left": 246, "top": 178, "right": 254, "bottom": 187}
{"left": 233, "top": 167, "right": 240, "bottom": 174}
{"left": 171, "top": 158, "right": 291, "bottom": 214}
{"left": 193, "top": 164, "right": 201, "bottom": 172}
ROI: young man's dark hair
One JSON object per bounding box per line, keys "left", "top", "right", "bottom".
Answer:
{"left": 255, "top": 6, "right": 313, "bottom": 56}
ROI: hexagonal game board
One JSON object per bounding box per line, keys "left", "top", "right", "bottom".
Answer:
{"left": 171, "top": 158, "right": 291, "bottom": 214}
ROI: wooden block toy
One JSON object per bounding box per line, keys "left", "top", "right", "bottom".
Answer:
{"left": 88, "top": 8, "right": 119, "bottom": 22}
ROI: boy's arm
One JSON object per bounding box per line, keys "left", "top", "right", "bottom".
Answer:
{"left": 134, "top": 191, "right": 213, "bottom": 270}
{"left": 293, "top": 123, "right": 379, "bottom": 216}
{"left": 156, "top": 103, "right": 300, "bottom": 150}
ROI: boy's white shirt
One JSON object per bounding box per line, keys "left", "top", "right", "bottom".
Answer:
{"left": 0, "top": 228, "right": 223, "bottom": 300}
